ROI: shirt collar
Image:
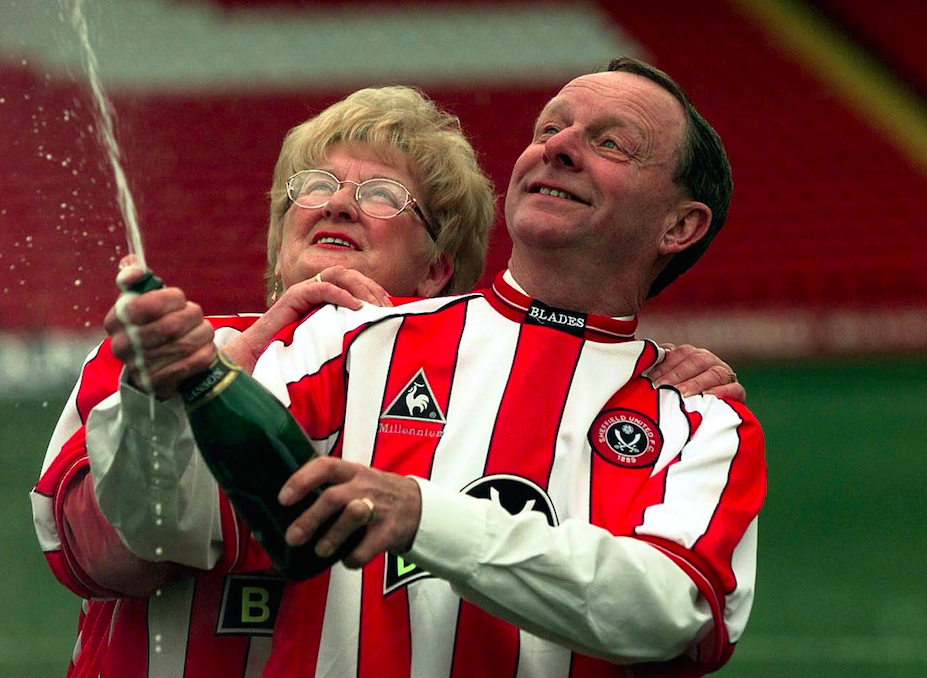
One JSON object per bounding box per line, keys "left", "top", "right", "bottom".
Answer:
{"left": 487, "top": 270, "right": 638, "bottom": 343}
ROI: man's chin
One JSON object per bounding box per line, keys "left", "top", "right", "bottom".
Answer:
{"left": 508, "top": 211, "right": 582, "bottom": 248}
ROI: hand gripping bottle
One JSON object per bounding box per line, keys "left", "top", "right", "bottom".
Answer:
{"left": 127, "top": 270, "right": 361, "bottom": 580}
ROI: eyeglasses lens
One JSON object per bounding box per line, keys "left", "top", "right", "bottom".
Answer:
{"left": 289, "top": 170, "right": 408, "bottom": 218}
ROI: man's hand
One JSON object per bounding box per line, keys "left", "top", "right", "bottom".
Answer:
{"left": 650, "top": 343, "right": 746, "bottom": 401}
{"left": 223, "top": 266, "right": 392, "bottom": 373}
{"left": 277, "top": 457, "right": 421, "bottom": 570}
{"left": 104, "top": 266, "right": 216, "bottom": 400}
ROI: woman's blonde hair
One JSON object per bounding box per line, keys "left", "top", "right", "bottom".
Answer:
{"left": 265, "top": 86, "right": 496, "bottom": 303}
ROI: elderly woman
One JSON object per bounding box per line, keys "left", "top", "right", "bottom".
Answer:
{"left": 33, "top": 85, "right": 741, "bottom": 678}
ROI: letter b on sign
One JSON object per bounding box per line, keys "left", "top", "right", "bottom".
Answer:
{"left": 242, "top": 586, "right": 271, "bottom": 623}
{"left": 218, "top": 574, "right": 285, "bottom": 635}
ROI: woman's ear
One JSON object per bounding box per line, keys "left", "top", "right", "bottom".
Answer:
{"left": 415, "top": 252, "right": 454, "bottom": 298}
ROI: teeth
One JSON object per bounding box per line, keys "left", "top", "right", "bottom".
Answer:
{"left": 316, "top": 236, "right": 356, "bottom": 249}
{"left": 538, "top": 186, "right": 576, "bottom": 201}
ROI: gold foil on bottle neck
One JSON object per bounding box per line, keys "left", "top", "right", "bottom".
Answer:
{"left": 185, "top": 352, "right": 239, "bottom": 411}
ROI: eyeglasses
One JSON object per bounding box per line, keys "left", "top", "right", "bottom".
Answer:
{"left": 286, "top": 169, "right": 436, "bottom": 241}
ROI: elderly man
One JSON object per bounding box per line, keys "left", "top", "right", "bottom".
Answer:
{"left": 36, "top": 60, "right": 762, "bottom": 678}
{"left": 262, "top": 59, "right": 763, "bottom": 677}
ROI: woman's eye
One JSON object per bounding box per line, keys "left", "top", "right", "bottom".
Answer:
{"left": 369, "top": 189, "right": 401, "bottom": 207}
{"left": 602, "top": 139, "right": 618, "bottom": 150}
{"left": 538, "top": 126, "right": 558, "bottom": 137}
{"left": 306, "top": 181, "right": 335, "bottom": 194}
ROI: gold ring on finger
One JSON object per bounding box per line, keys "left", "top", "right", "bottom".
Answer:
{"left": 358, "top": 497, "right": 376, "bottom": 525}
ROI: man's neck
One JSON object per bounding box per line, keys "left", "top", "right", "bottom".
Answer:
{"left": 507, "top": 252, "right": 644, "bottom": 318}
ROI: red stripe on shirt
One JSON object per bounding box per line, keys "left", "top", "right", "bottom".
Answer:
{"left": 264, "top": 570, "right": 332, "bottom": 677}
{"left": 286, "top": 355, "right": 347, "bottom": 440}
{"left": 182, "top": 578, "right": 250, "bottom": 678}
{"left": 691, "top": 400, "right": 766, "bottom": 594}
{"left": 359, "top": 305, "right": 467, "bottom": 678}
{"left": 588, "top": 374, "right": 663, "bottom": 533}
{"left": 68, "top": 600, "right": 116, "bottom": 678}
{"left": 75, "top": 340, "right": 122, "bottom": 424}
{"left": 101, "top": 598, "right": 149, "bottom": 678}
{"left": 451, "top": 323, "right": 583, "bottom": 678}
{"left": 573, "top": 371, "right": 662, "bottom": 678}
{"left": 260, "top": 429, "right": 344, "bottom": 676}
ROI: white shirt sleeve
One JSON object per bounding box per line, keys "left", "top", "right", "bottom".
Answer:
{"left": 86, "top": 375, "right": 223, "bottom": 570}
{"left": 405, "top": 476, "right": 712, "bottom": 664}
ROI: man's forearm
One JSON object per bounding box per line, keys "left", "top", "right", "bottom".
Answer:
{"left": 406, "top": 478, "right": 712, "bottom": 664}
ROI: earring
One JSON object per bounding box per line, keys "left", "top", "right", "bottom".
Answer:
{"left": 270, "top": 277, "right": 281, "bottom": 304}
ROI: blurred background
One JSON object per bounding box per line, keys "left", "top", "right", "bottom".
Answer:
{"left": 1, "top": 0, "right": 925, "bottom": 675}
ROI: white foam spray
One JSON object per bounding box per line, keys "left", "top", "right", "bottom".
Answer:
{"left": 70, "top": 0, "right": 146, "bottom": 271}
{"left": 70, "top": 2, "right": 162, "bottom": 563}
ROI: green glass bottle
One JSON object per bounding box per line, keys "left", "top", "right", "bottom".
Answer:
{"left": 127, "top": 270, "right": 359, "bottom": 580}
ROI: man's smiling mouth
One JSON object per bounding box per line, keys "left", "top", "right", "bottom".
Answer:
{"left": 529, "top": 185, "right": 585, "bottom": 203}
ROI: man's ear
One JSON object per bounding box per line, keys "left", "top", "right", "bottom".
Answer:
{"left": 415, "top": 252, "right": 454, "bottom": 298}
{"left": 659, "top": 202, "right": 712, "bottom": 255}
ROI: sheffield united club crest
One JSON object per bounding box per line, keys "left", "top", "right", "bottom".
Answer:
{"left": 589, "top": 408, "right": 662, "bottom": 469}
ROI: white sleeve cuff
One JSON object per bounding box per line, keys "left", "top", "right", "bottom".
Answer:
{"left": 87, "top": 375, "right": 223, "bottom": 570}
{"left": 404, "top": 476, "right": 485, "bottom": 581}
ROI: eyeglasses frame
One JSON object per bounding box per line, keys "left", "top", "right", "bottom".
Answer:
{"left": 285, "top": 169, "right": 437, "bottom": 241}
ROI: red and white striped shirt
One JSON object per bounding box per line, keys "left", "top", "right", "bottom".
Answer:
{"left": 31, "top": 315, "right": 285, "bottom": 678}
{"left": 250, "top": 271, "right": 766, "bottom": 678}
{"left": 33, "top": 271, "right": 765, "bottom": 678}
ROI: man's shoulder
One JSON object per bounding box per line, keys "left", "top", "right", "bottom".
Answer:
{"left": 676, "top": 391, "right": 765, "bottom": 452}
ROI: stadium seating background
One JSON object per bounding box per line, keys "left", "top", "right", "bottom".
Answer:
{"left": 2, "top": 0, "right": 926, "bottom": 675}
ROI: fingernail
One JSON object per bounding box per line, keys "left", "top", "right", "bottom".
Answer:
{"left": 315, "top": 540, "right": 332, "bottom": 558}
{"left": 285, "top": 525, "right": 306, "bottom": 546}
{"left": 278, "top": 486, "right": 294, "bottom": 505}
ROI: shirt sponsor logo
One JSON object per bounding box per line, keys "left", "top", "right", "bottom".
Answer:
{"left": 588, "top": 408, "right": 662, "bottom": 469}
{"left": 383, "top": 552, "right": 431, "bottom": 595}
{"left": 216, "top": 573, "right": 286, "bottom": 636}
{"left": 381, "top": 368, "right": 446, "bottom": 424}
{"left": 525, "top": 300, "right": 587, "bottom": 337}
{"left": 378, "top": 422, "right": 444, "bottom": 438}
{"left": 383, "top": 474, "right": 558, "bottom": 596}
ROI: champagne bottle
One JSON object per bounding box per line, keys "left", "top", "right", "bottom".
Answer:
{"left": 126, "top": 270, "right": 359, "bottom": 580}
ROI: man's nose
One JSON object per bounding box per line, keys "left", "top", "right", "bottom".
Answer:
{"left": 542, "top": 128, "right": 583, "bottom": 171}
{"left": 322, "top": 184, "right": 359, "bottom": 221}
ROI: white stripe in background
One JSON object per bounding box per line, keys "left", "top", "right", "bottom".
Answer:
{"left": 1, "top": 0, "right": 642, "bottom": 91}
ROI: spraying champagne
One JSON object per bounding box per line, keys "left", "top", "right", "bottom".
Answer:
{"left": 125, "top": 271, "right": 361, "bottom": 580}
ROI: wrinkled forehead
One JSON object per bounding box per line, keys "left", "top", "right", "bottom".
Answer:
{"left": 290, "top": 139, "right": 419, "bottom": 188}
{"left": 544, "top": 71, "right": 687, "bottom": 146}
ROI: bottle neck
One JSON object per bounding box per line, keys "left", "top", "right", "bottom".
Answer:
{"left": 178, "top": 353, "right": 239, "bottom": 409}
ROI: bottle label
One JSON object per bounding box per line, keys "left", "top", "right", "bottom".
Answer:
{"left": 180, "top": 353, "right": 238, "bottom": 409}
